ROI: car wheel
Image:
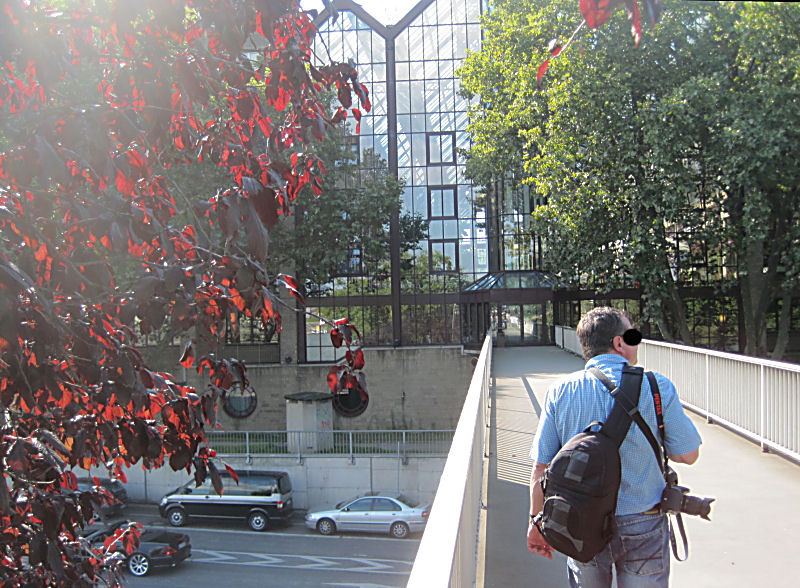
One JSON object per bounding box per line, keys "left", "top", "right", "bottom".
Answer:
{"left": 390, "top": 521, "right": 410, "bottom": 539}
{"left": 167, "top": 507, "right": 186, "bottom": 527}
{"left": 248, "top": 511, "right": 269, "bottom": 532}
{"left": 128, "top": 552, "right": 150, "bottom": 577}
{"left": 316, "top": 518, "right": 336, "bottom": 536}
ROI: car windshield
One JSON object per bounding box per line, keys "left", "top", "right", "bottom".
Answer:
{"left": 335, "top": 495, "right": 360, "bottom": 509}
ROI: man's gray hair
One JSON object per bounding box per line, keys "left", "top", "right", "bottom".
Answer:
{"left": 577, "top": 307, "right": 628, "bottom": 360}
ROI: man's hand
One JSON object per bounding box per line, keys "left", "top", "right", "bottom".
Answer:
{"left": 527, "top": 519, "right": 553, "bottom": 559}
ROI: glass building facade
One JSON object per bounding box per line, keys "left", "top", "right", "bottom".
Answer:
{"left": 305, "top": 0, "right": 496, "bottom": 361}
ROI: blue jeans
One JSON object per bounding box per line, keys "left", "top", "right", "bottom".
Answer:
{"left": 567, "top": 512, "right": 670, "bottom": 588}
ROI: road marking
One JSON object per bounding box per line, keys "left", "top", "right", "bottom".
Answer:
{"left": 190, "top": 549, "right": 413, "bottom": 575}
{"left": 166, "top": 524, "right": 420, "bottom": 543}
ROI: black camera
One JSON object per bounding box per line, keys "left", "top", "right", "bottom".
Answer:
{"left": 660, "top": 468, "right": 714, "bottom": 521}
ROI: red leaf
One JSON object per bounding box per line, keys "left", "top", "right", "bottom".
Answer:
{"left": 242, "top": 199, "right": 270, "bottom": 262}
{"left": 248, "top": 183, "right": 280, "bottom": 230}
{"left": 326, "top": 367, "right": 338, "bottom": 393}
{"left": 580, "top": 0, "right": 616, "bottom": 30}
{"left": 179, "top": 341, "right": 195, "bottom": 368}
{"left": 208, "top": 461, "right": 223, "bottom": 496}
{"left": 537, "top": 58, "right": 550, "bottom": 87}
{"left": 626, "top": 0, "right": 643, "bottom": 47}
{"left": 277, "top": 273, "right": 305, "bottom": 306}
{"left": 352, "top": 348, "right": 365, "bottom": 370}
{"left": 224, "top": 464, "right": 239, "bottom": 485}
{"left": 330, "top": 328, "right": 343, "bottom": 349}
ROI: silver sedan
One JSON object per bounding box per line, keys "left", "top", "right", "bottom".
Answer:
{"left": 305, "top": 492, "right": 430, "bottom": 539}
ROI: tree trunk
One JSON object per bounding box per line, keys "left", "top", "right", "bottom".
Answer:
{"left": 740, "top": 242, "right": 767, "bottom": 356}
{"left": 771, "top": 293, "right": 792, "bottom": 360}
{"left": 664, "top": 277, "right": 694, "bottom": 345}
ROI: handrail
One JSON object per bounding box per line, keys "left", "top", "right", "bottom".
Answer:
{"left": 638, "top": 339, "right": 800, "bottom": 462}
{"left": 555, "top": 325, "right": 800, "bottom": 462}
{"left": 407, "top": 331, "right": 493, "bottom": 587}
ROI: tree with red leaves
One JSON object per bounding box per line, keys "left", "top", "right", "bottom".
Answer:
{"left": 0, "top": 0, "right": 369, "bottom": 585}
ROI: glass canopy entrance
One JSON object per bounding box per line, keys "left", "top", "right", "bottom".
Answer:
{"left": 461, "top": 270, "right": 555, "bottom": 347}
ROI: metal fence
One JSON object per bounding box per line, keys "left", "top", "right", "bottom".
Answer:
{"left": 639, "top": 340, "right": 800, "bottom": 462}
{"left": 555, "top": 325, "right": 800, "bottom": 463}
{"left": 206, "top": 429, "right": 454, "bottom": 461}
{"left": 408, "top": 331, "right": 492, "bottom": 587}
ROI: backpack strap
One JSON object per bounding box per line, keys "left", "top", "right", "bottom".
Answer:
{"left": 588, "top": 365, "right": 643, "bottom": 446}
{"left": 589, "top": 366, "right": 663, "bottom": 469}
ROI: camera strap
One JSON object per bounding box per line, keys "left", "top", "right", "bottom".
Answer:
{"left": 592, "top": 367, "right": 690, "bottom": 561}
{"left": 646, "top": 372, "right": 689, "bottom": 562}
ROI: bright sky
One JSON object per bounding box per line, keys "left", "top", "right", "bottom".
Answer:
{"left": 300, "top": 0, "right": 420, "bottom": 26}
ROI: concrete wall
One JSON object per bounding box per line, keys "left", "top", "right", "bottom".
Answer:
{"left": 186, "top": 345, "right": 476, "bottom": 431}
{"left": 112, "top": 455, "right": 446, "bottom": 511}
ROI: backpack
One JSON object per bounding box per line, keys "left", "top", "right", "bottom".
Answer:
{"left": 532, "top": 365, "right": 645, "bottom": 563}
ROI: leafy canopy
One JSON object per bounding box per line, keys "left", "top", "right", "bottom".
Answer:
{"left": 0, "top": 0, "right": 370, "bottom": 585}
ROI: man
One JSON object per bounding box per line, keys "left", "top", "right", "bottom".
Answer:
{"left": 527, "top": 307, "right": 701, "bottom": 587}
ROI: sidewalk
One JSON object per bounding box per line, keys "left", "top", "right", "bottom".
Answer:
{"left": 483, "top": 346, "right": 800, "bottom": 587}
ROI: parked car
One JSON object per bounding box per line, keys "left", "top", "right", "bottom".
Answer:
{"left": 305, "top": 492, "right": 430, "bottom": 538}
{"left": 82, "top": 521, "right": 191, "bottom": 577}
{"left": 159, "top": 470, "right": 294, "bottom": 532}
{"left": 75, "top": 477, "right": 129, "bottom": 519}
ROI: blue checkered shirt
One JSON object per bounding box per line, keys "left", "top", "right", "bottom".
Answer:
{"left": 530, "top": 354, "right": 702, "bottom": 515}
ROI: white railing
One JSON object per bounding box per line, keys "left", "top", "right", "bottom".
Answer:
{"left": 638, "top": 340, "right": 800, "bottom": 462}
{"left": 554, "top": 325, "right": 582, "bottom": 357}
{"left": 408, "top": 331, "right": 492, "bottom": 588}
{"left": 206, "top": 430, "right": 454, "bottom": 460}
{"left": 554, "top": 326, "right": 800, "bottom": 462}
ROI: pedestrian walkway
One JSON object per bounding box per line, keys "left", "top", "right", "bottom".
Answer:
{"left": 483, "top": 346, "right": 800, "bottom": 587}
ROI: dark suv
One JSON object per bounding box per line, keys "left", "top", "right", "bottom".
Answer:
{"left": 158, "top": 470, "right": 294, "bottom": 532}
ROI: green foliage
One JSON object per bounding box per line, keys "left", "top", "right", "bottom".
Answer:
{"left": 462, "top": 1, "right": 800, "bottom": 356}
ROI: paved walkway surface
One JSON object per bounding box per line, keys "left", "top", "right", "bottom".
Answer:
{"left": 484, "top": 346, "right": 800, "bottom": 587}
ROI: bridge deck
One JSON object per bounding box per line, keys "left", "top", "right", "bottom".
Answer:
{"left": 484, "top": 347, "right": 800, "bottom": 588}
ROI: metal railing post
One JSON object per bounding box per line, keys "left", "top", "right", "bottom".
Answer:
{"left": 760, "top": 364, "right": 767, "bottom": 452}
{"left": 705, "top": 354, "right": 711, "bottom": 422}
{"left": 349, "top": 431, "right": 354, "bottom": 464}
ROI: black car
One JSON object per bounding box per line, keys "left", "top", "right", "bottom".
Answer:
{"left": 83, "top": 522, "right": 191, "bottom": 577}
{"left": 159, "top": 470, "right": 294, "bottom": 531}
{"left": 76, "top": 477, "right": 129, "bottom": 519}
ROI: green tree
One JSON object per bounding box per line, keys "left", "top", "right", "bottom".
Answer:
{"left": 461, "top": 1, "right": 800, "bottom": 357}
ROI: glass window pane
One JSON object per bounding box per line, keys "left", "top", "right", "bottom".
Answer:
{"left": 357, "top": 30, "right": 372, "bottom": 62}
{"left": 428, "top": 135, "right": 442, "bottom": 164}
{"left": 467, "top": 24, "right": 481, "bottom": 52}
{"left": 424, "top": 59, "right": 438, "bottom": 79}
{"left": 410, "top": 27, "right": 423, "bottom": 61}
{"left": 467, "top": 0, "right": 481, "bottom": 21}
{"left": 396, "top": 29, "right": 409, "bottom": 61}
{"left": 453, "top": 25, "right": 467, "bottom": 58}
{"left": 454, "top": 0, "right": 467, "bottom": 23}
{"left": 431, "top": 188, "right": 442, "bottom": 217}
{"left": 413, "top": 187, "right": 428, "bottom": 217}
{"left": 443, "top": 188, "right": 456, "bottom": 216}
{"left": 441, "top": 135, "right": 453, "bottom": 163}
{"left": 396, "top": 81, "right": 410, "bottom": 114}
{"left": 411, "top": 80, "right": 425, "bottom": 112}
{"left": 398, "top": 133, "right": 411, "bottom": 166}
{"left": 439, "top": 59, "right": 455, "bottom": 78}
{"left": 396, "top": 61, "right": 409, "bottom": 81}
{"left": 412, "top": 133, "right": 426, "bottom": 166}
{"left": 425, "top": 80, "right": 440, "bottom": 112}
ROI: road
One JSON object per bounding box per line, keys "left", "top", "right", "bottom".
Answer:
{"left": 120, "top": 506, "right": 420, "bottom": 587}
